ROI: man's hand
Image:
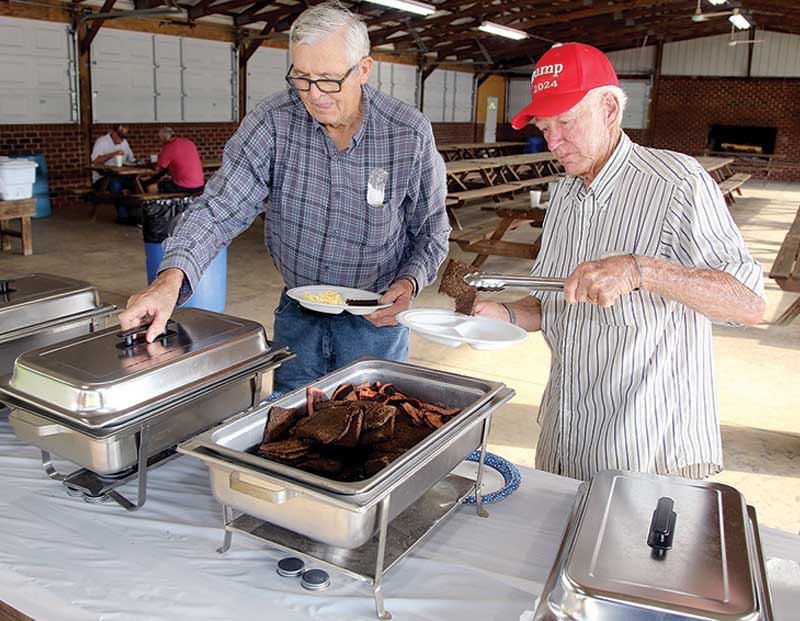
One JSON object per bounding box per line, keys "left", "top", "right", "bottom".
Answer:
{"left": 564, "top": 255, "right": 639, "bottom": 307}
{"left": 473, "top": 300, "right": 508, "bottom": 322}
{"left": 118, "top": 268, "right": 184, "bottom": 342}
{"left": 364, "top": 278, "right": 415, "bottom": 327}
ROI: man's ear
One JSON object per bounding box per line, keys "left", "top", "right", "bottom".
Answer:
{"left": 604, "top": 92, "right": 622, "bottom": 128}
{"left": 359, "top": 56, "right": 374, "bottom": 85}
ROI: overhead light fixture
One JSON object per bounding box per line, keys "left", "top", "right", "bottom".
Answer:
{"left": 708, "top": 0, "right": 728, "bottom": 5}
{"left": 729, "top": 9, "right": 750, "bottom": 30}
{"left": 363, "top": 0, "right": 436, "bottom": 16}
{"left": 478, "top": 21, "right": 529, "bottom": 41}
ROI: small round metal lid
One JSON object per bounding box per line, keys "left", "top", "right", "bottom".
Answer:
{"left": 301, "top": 568, "right": 331, "bottom": 591}
{"left": 276, "top": 557, "right": 305, "bottom": 578}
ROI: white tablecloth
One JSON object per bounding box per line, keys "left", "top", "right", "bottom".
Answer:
{"left": 0, "top": 417, "right": 797, "bottom": 621}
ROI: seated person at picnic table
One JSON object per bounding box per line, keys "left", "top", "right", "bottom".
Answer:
{"left": 90, "top": 124, "right": 135, "bottom": 192}
{"left": 144, "top": 127, "right": 205, "bottom": 195}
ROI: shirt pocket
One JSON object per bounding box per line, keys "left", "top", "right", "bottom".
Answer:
{"left": 362, "top": 193, "right": 401, "bottom": 247}
{"left": 591, "top": 291, "right": 640, "bottom": 327}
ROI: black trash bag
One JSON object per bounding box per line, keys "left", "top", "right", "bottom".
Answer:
{"left": 141, "top": 197, "right": 195, "bottom": 244}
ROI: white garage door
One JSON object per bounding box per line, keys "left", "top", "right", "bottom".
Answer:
{"left": 423, "top": 69, "right": 473, "bottom": 123}
{"left": 92, "top": 31, "right": 235, "bottom": 123}
{"left": 247, "top": 46, "right": 289, "bottom": 114}
{"left": 0, "top": 17, "right": 76, "bottom": 124}
{"left": 508, "top": 76, "right": 650, "bottom": 130}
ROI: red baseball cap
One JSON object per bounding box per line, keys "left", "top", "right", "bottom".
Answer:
{"left": 511, "top": 42, "right": 619, "bottom": 129}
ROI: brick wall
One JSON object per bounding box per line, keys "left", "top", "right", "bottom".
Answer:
{"left": 92, "top": 122, "right": 236, "bottom": 163}
{"left": 0, "top": 122, "right": 238, "bottom": 207}
{"left": 651, "top": 77, "right": 800, "bottom": 180}
{"left": 431, "top": 122, "right": 478, "bottom": 144}
{"left": 0, "top": 124, "right": 86, "bottom": 203}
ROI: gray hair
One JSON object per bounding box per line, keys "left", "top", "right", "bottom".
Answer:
{"left": 580, "top": 85, "right": 628, "bottom": 126}
{"left": 159, "top": 126, "right": 175, "bottom": 141}
{"left": 289, "top": 1, "right": 370, "bottom": 67}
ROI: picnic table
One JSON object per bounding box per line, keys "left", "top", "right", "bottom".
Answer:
{"left": 88, "top": 163, "right": 153, "bottom": 194}
{"left": 769, "top": 204, "right": 800, "bottom": 325}
{"left": 696, "top": 156, "right": 735, "bottom": 182}
{"left": 437, "top": 141, "right": 525, "bottom": 161}
{"left": 0, "top": 198, "right": 36, "bottom": 256}
{"left": 444, "top": 153, "right": 562, "bottom": 229}
{"left": 696, "top": 156, "right": 751, "bottom": 205}
{"left": 450, "top": 196, "right": 548, "bottom": 267}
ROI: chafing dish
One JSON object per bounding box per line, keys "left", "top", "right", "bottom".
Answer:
{"left": 0, "top": 308, "right": 293, "bottom": 510}
{"left": 535, "top": 470, "right": 773, "bottom": 621}
{"left": 0, "top": 273, "right": 117, "bottom": 380}
{"left": 179, "top": 358, "right": 514, "bottom": 620}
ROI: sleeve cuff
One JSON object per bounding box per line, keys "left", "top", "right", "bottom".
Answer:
{"left": 158, "top": 252, "right": 199, "bottom": 306}
{"left": 397, "top": 274, "right": 420, "bottom": 297}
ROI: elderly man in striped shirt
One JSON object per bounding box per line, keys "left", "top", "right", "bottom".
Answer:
{"left": 118, "top": 2, "right": 449, "bottom": 392}
{"left": 476, "top": 43, "right": 765, "bottom": 481}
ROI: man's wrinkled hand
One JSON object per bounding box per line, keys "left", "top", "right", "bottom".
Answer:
{"left": 473, "top": 299, "right": 507, "bottom": 322}
{"left": 118, "top": 268, "right": 184, "bottom": 342}
{"left": 564, "top": 255, "right": 639, "bottom": 307}
{"left": 364, "top": 278, "right": 414, "bottom": 327}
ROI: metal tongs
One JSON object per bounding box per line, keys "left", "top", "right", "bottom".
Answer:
{"left": 464, "top": 272, "right": 566, "bottom": 292}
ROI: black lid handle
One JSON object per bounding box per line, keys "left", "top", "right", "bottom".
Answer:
{"left": 647, "top": 496, "right": 677, "bottom": 559}
{"left": 115, "top": 319, "right": 176, "bottom": 350}
{"left": 0, "top": 279, "right": 16, "bottom": 294}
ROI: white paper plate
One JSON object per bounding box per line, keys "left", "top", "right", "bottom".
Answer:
{"left": 396, "top": 308, "right": 527, "bottom": 350}
{"left": 287, "top": 285, "right": 391, "bottom": 316}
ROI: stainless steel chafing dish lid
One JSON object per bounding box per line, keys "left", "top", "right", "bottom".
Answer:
{"left": 0, "top": 274, "right": 102, "bottom": 340}
{"left": 535, "top": 470, "right": 772, "bottom": 621}
{"left": 0, "top": 308, "right": 282, "bottom": 431}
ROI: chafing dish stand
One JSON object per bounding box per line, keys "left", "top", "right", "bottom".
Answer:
{"left": 211, "top": 387, "right": 514, "bottom": 620}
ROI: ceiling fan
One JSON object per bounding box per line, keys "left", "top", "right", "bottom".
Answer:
{"left": 728, "top": 24, "right": 764, "bottom": 46}
{"left": 691, "top": 0, "right": 736, "bottom": 23}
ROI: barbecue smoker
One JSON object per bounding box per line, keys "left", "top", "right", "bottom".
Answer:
{"left": 0, "top": 308, "right": 293, "bottom": 510}
{"left": 179, "top": 358, "right": 515, "bottom": 620}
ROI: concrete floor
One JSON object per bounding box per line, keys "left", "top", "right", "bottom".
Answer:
{"left": 3, "top": 180, "right": 799, "bottom": 534}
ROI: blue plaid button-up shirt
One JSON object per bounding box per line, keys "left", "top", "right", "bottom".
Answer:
{"left": 161, "top": 85, "right": 450, "bottom": 303}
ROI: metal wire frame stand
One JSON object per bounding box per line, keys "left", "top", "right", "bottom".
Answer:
{"left": 215, "top": 419, "right": 494, "bottom": 620}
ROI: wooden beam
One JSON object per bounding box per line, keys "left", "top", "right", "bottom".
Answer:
{"left": 78, "top": 0, "right": 118, "bottom": 54}
{"left": 75, "top": 14, "right": 93, "bottom": 182}
{"left": 189, "top": 0, "right": 254, "bottom": 20}
{"left": 647, "top": 39, "right": 663, "bottom": 148}
{"left": 184, "top": 0, "right": 217, "bottom": 18}
{"left": 133, "top": 0, "right": 164, "bottom": 9}
{"left": 235, "top": 1, "right": 303, "bottom": 28}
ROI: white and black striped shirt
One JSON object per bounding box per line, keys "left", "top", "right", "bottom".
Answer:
{"left": 532, "top": 133, "right": 764, "bottom": 480}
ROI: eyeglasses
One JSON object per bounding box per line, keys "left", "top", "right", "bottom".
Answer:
{"left": 285, "top": 65, "right": 357, "bottom": 93}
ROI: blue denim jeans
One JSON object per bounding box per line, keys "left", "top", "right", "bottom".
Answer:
{"left": 271, "top": 290, "right": 409, "bottom": 393}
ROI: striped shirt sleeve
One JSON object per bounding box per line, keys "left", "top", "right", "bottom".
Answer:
{"left": 661, "top": 164, "right": 764, "bottom": 300}
{"left": 160, "top": 110, "right": 273, "bottom": 303}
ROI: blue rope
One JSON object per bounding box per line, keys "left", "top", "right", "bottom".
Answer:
{"left": 461, "top": 451, "right": 522, "bottom": 505}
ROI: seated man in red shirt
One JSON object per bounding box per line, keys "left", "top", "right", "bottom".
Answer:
{"left": 145, "top": 127, "right": 205, "bottom": 195}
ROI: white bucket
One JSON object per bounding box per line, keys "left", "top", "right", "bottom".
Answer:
{"left": 0, "top": 159, "right": 37, "bottom": 200}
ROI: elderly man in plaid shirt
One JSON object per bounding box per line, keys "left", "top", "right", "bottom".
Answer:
{"left": 119, "top": 2, "right": 450, "bottom": 392}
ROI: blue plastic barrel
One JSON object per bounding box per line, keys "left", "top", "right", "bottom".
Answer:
{"left": 10, "top": 154, "right": 51, "bottom": 218}
{"left": 524, "top": 136, "right": 546, "bottom": 154}
{"left": 144, "top": 242, "right": 227, "bottom": 313}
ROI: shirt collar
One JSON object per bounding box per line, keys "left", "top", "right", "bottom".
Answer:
{"left": 290, "top": 84, "right": 373, "bottom": 152}
{"left": 567, "top": 131, "right": 632, "bottom": 206}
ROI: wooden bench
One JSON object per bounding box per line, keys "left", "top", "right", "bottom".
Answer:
{"left": 510, "top": 175, "right": 562, "bottom": 189}
{"left": 119, "top": 192, "right": 200, "bottom": 208}
{"left": 0, "top": 198, "right": 36, "bottom": 256}
{"left": 446, "top": 183, "right": 525, "bottom": 230}
{"left": 449, "top": 202, "right": 548, "bottom": 268}
{"left": 719, "top": 173, "right": 751, "bottom": 205}
{"left": 769, "top": 205, "right": 800, "bottom": 325}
